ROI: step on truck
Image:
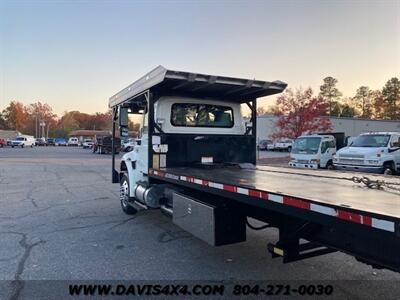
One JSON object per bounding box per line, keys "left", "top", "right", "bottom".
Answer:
{"left": 109, "top": 66, "right": 400, "bottom": 273}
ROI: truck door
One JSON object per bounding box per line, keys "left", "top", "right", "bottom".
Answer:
{"left": 320, "top": 139, "right": 335, "bottom": 168}
{"left": 136, "top": 111, "right": 149, "bottom": 175}
{"left": 389, "top": 134, "right": 400, "bottom": 171}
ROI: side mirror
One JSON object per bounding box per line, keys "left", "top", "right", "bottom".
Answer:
{"left": 119, "top": 108, "right": 129, "bottom": 137}
{"left": 119, "top": 107, "right": 129, "bottom": 127}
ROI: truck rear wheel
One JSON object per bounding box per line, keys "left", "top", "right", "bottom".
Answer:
{"left": 120, "top": 174, "right": 137, "bottom": 215}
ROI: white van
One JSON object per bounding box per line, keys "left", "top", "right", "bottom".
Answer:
{"left": 11, "top": 135, "right": 35, "bottom": 148}
{"left": 333, "top": 132, "right": 400, "bottom": 175}
{"left": 68, "top": 137, "right": 79, "bottom": 146}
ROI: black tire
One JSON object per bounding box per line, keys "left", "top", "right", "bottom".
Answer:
{"left": 383, "top": 162, "right": 395, "bottom": 175}
{"left": 326, "top": 160, "right": 334, "bottom": 170}
{"left": 287, "top": 146, "right": 292, "bottom": 152}
{"left": 120, "top": 174, "right": 137, "bottom": 215}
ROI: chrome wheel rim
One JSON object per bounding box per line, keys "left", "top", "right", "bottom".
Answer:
{"left": 120, "top": 180, "right": 129, "bottom": 207}
{"left": 384, "top": 168, "right": 392, "bottom": 175}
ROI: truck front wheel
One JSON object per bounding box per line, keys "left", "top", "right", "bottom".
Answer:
{"left": 120, "top": 174, "right": 137, "bottom": 215}
{"left": 383, "top": 162, "right": 395, "bottom": 175}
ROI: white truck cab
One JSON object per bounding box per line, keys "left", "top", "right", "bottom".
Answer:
{"left": 289, "top": 135, "right": 336, "bottom": 169}
{"left": 121, "top": 96, "right": 245, "bottom": 200}
{"left": 333, "top": 132, "right": 400, "bottom": 175}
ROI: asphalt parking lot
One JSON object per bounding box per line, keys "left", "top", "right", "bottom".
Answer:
{"left": 0, "top": 147, "right": 399, "bottom": 299}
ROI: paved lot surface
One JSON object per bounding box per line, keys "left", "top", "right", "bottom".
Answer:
{"left": 257, "top": 150, "right": 290, "bottom": 166}
{"left": 0, "top": 147, "right": 399, "bottom": 299}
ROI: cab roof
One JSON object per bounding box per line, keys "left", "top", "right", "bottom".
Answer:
{"left": 109, "top": 66, "right": 287, "bottom": 108}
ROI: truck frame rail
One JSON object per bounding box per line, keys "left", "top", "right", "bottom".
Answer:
{"left": 149, "top": 166, "right": 400, "bottom": 272}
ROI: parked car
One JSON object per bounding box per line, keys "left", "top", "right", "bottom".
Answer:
{"left": 47, "top": 138, "right": 56, "bottom": 146}
{"left": 82, "top": 139, "right": 94, "bottom": 149}
{"left": 11, "top": 135, "right": 35, "bottom": 148}
{"left": 55, "top": 138, "right": 67, "bottom": 146}
{"left": 0, "top": 138, "right": 6, "bottom": 147}
{"left": 35, "top": 138, "right": 47, "bottom": 146}
{"left": 333, "top": 132, "right": 400, "bottom": 175}
{"left": 122, "top": 138, "right": 136, "bottom": 152}
{"left": 267, "top": 141, "right": 277, "bottom": 151}
{"left": 257, "top": 139, "right": 272, "bottom": 151}
{"left": 68, "top": 137, "right": 79, "bottom": 146}
{"left": 275, "top": 139, "right": 293, "bottom": 152}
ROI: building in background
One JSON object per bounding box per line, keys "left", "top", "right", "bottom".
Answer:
{"left": 0, "top": 130, "right": 21, "bottom": 140}
{"left": 257, "top": 115, "right": 400, "bottom": 140}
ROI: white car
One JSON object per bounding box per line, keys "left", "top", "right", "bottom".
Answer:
{"left": 333, "top": 132, "right": 400, "bottom": 175}
{"left": 122, "top": 138, "right": 136, "bottom": 152}
{"left": 68, "top": 137, "right": 79, "bottom": 146}
{"left": 275, "top": 139, "right": 293, "bottom": 152}
{"left": 82, "top": 139, "right": 94, "bottom": 149}
{"left": 11, "top": 135, "right": 35, "bottom": 148}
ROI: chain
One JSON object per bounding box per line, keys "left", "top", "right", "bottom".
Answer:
{"left": 256, "top": 167, "right": 400, "bottom": 193}
{"left": 352, "top": 176, "right": 400, "bottom": 192}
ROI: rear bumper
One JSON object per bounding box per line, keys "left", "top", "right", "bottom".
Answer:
{"left": 333, "top": 163, "right": 383, "bottom": 173}
{"left": 289, "top": 162, "right": 319, "bottom": 169}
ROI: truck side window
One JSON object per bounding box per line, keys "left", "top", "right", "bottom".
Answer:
{"left": 321, "top": 141, "right": 330, "bottom": 153}
{"left": 140, "top": 112, "right": 148, "bottom": 136}
{"left": 391, "top": 136, "right": 400, "bottom": 148}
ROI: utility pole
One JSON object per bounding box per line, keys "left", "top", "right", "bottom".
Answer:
{"left": 35, "top": 115, "right": 38, "bottom": 138}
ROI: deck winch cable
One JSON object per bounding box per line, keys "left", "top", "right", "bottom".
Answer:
{"left": 254, "top": 167, "right": 400, "bottom": 193}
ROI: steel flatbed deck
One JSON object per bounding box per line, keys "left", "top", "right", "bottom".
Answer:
{"left": 150, "top": 166, "right": 400, "bottom": 234}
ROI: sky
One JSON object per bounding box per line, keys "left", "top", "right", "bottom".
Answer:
{"left": 0, "top": 0, "right": 399, "bottom": 116}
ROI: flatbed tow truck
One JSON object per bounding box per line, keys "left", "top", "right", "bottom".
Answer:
{"left": 109, "top": 66, "right": 400, "bottom": 273}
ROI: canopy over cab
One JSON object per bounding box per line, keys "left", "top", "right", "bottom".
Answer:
{"left": 109, "top": 65, "right": 287, "bottom": 108}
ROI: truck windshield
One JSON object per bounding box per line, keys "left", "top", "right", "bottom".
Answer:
{"left": 350, "top": 135, "right": 390, "bottom": 147}
{"left": 171, "top": 103, "right": 233, "bottom": 128}
{"left": 292, "top": 137, "right": 321, "bottom": 154}
{"left": 15, "top": 137, "right": 25, "bottom": 141}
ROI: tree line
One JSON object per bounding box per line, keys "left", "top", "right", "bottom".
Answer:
{"left": 257, "top": 76, "right": 400, "bottom": 120}
{"left": 0, "top": 101, "right": 113, "bottom": 138}
{"left": 261, "top": 76, "right": 399, "bottom": 140}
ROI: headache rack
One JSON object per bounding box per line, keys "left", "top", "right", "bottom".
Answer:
{"left": 109, "top": 65, "right": 287, "bottom": 108}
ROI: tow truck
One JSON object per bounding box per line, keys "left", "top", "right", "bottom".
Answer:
{"left": 109, "top": 66, "right": 400, "bottom": 273}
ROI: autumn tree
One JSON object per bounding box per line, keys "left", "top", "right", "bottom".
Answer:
{"left": 382, "top": 77, "right": 400, "bottom": 120}
{"left": 353, "top": 86, "right": 373, "bottom": 118}
{"left": 319, "top": 76, "right": 342, "bottom": 116}
{"left": 0, "top": 112, "right": 8, "bottom": 129}
{"left": 271, "top": 88, "right": 331, "bottom": 140}
{"left": 256, "top": 106, "right": 266, "bottom": 116}
{"left": 25, "top": 101, "right": 58, "bottom": 137}
{"left": 371, "top": 90, "right": 385, "bottom": 119}
{"left": 340, "top": 100, "right": 356, "bottom": 118}
{"left": 56, "top": 111, "right": 80, "bottom": 137}
{"left": 2, "top": 101, "right": 27, "bottom": 131}
{"left": 91, "top": 111, "right": 112, "bottom": 130}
